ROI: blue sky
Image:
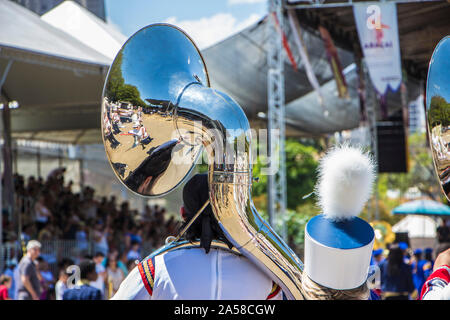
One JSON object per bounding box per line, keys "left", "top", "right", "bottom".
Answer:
{"left": 104, "top": 0, "right": 267, "bottom": 49}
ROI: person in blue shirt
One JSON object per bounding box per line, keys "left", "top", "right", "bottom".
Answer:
{"left": 398, "top": 242, "right": 411, "bottom": 265}
{"left": 411, "top": 248, "right": 427, "bottom": 294}
{"left": 423, "top": 247, "right": 434, "bottom": 279}
{"left": 371, "top": 249, "right": 384, "bottom": 266}
{"left": 63, "top": 260, "right": 102, "bottom": 300}
{"left": 2, "top": 262, "right": 16, "bottom": 300}
{"left": 379, "top": 243, "right": 415, "bottom": 300}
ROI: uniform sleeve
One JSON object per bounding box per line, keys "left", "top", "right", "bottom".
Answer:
{"left": 420, "top": 265, "right": 450, "bottom": 300}
{"left": 110, "top": 266, "right": 151, "bottom": 300}
{"left": 266, "top": 281, "right": 282, "bottom": 300}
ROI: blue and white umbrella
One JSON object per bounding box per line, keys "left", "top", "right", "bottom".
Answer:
{"left": 392, "top": 199, "right": 450, "bottom": 216}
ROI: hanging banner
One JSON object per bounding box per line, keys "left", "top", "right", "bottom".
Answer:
{"left": 270, "top": 12, "right": 298, "bottom": 71}
{"left": 353, "top": 3, "right": 402, "bottom": 95}
{"left": 318, "top": 26, "right": 349, "bottom": 99}
{"left": 287, "top": 9, "right": 324, "bottom": 107}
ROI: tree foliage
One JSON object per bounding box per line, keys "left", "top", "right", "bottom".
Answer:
{"left": 428, "top": 95, "right": 450, "bottom": 127}
{"left": 105, "top": 51, "right": 147, "bottom": 108}
{"left": 252, "top": 139, "right": 320, "bottom": 211}
{"left": 359, "top": 132, "right": 443, "bottom": 226}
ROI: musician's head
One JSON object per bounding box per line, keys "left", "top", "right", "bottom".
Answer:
{"left": 180, "top": 173, "right": 233, "bottom": 253}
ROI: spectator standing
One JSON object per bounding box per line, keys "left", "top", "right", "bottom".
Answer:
{"left": 34, "top": 196, "right": 51, "bottom": 232}
{"left": 398, "top": 242, "right": 411, "bottom": 264}
{"left": 17, "top": 240, "right": 42, "bottom": 300}
{"left": 370, "top": 249, "right": 384, "bottom": 266}
{"left": 411, "top": 249, "right": 427, "bottom": 295}
{"left": 90, "top": 252, "right": 106, "bottom": 297}
{"left": 37, "top": 257, "right": 54, "bottom": 300}
{"left": 126, "top": 259, "right": 137, "bottom": 273}
{"left": 55, "top": 270, "right": 69, "bottom": 300}
{"left": 0, "top": 275, "right": 12, "bottom": 300}
{"left": 93, "top": 220, "right": 109, "bottom": 256}
{"left": 2, "top": 262, "right": 16, "bottom": 299}
{"left": 126, "top": 240, "right": 141, "bottom": 261}
{"left": 423, "top": 247, "right": 434, "bottom": 279}
{"left": 379, "top": 244, "right": 416, "bottom": 300}
{"left": 75, "top": 222, "right": 89, "bottom": 251}
{"left": 63, "top": 260, "right": 102, "bottom": 300}
{"left": 13, "top": 262, "right": 21, "bottom": 299}
{"left": 106, "top": 257, "right": 124, "bottom": 298}
{"left": 437, "top": 218, "right": 450, "bottom": 243}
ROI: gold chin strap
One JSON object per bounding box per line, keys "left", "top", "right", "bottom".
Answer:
{"left": 165, "top": 199, "right": 210, "bottom": 244}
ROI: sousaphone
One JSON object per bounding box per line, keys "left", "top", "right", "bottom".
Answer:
{"left": 426, "top": 36, "right": 450, "bottom": 201}
{"left": 101, "top": 24, "right": 305, "bottom": 299}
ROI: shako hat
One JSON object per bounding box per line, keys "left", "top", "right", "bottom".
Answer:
{"left": 304, "top": 145, "right": 376, "bottom": 290}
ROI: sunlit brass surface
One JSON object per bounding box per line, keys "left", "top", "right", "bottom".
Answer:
{"left": 426, "top": 36, "right": 450, "bottom": 201}
{"left": 101, "top": 24, "right": 305, "bottom": 299}
{"left": 102, "top": 24, "right": 207, "bottom": 197}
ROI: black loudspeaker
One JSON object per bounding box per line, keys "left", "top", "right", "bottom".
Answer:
{"left": 376, "top": 118, "right": 408, "bottom": 173}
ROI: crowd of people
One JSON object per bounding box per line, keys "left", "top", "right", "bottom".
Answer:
{"left": 0, "top": 169, "right": 180, "bottom": 299}
{"left": 370, "top": 219, "right": 450, "bottom": 300}
{"left": 1, "top": 168, "right": 450, "bottom": 300}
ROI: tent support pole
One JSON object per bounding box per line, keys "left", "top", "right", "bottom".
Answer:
{"left": 0, "top": 59, "right": 13, "bottom": 268}
{"left": 36, "top": 146, "right": 41, "bottom": 178}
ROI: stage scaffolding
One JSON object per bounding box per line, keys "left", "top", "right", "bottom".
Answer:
{"left": 267, "top": 0, "right": 288, "bottom": 239}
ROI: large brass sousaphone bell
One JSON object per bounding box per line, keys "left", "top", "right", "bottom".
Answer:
{"left": 426, "top": 36, "right": 450, "bottom": 200}
{"left": 101, "top": 24, "right": 305, "bottom": 299}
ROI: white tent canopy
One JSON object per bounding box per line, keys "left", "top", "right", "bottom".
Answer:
{"left": 41, "top": 0, "right": 127, "bottom": 60}
{"left": 0, "top": 0, "right": 112, "bottom": 144}
{"left": 0, "top": 0, "right": 364, "bottom": 144}
{"left": 2, "top": 0, "right": 422, "bottom": 144}
{"left": 392, "top": 215, "right": 437, "bottom": 238}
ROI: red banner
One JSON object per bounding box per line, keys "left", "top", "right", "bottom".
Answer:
{"left": 318, "top": 26, "right": 349, "bottom": 99}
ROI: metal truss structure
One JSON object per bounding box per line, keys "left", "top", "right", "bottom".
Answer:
{"left": 267, "top": 0, "right": 287, "bottom": 239}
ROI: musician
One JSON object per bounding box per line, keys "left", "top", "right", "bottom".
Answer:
{"left": 299, "top": 145, "right": 379, "bottom": 300}
{"left": 370, "top": 249, "right": 384, "bottom": 266}
{"left": 137, "top": 120, "right": 153, "bottom": 149}
{"left": 420, "top": 248, "right": 450, "bottom": 300}
{"left": 103, "top": 112, "right": 120, "bottom": 149}
{"left": 111, "top": 111, "right": 122, "bottom": 134}
{"left": 423, "top": 247, "right": 434, "bottom": 279}
{"left": 411, "top": 248, "right": 428, "bottom": 294}
{"left": 112, "top": 173, "right": 282, "bottom": 300}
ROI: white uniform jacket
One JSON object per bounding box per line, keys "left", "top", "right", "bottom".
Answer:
{"left": 112, "top": 247, "right": 282, "bottom": 300}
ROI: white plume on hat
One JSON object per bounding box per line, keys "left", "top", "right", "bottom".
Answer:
{"left": 315, "top": 144, "right": 376, "bottom": 220}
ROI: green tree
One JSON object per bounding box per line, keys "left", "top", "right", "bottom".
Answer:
{"left": 105, "top": 51, "right": 125, "bottom": 102}
{"left": 359, "top": 132, "right": 443, "bottom": 226}
{"left": 105, "top": 51, "right": 147, "bottom": 108}
{"left": 428, "top": 95, "right": 450, "bottom": 127}
{"left": 252, "top": 139, "right": 320, "bottom": 211}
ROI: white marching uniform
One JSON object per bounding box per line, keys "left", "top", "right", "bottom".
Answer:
{"left": 111, "top": 247, "right": 282, "bottom": 300}
{"left": 137, "top": 126, "right": 149, "bottom": 139}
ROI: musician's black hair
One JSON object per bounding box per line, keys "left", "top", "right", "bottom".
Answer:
{"left": 79, "top": 260, "right": 96, "bottom": 279}
{"left": 180, "top": 173, "right": 233, "bottom": 254}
